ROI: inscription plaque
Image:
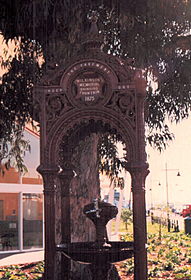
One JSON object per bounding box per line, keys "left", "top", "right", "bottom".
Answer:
{"left": 73, "top": 71, "right": 105, "bottom": 103}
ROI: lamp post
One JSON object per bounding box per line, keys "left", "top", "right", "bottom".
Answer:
{"left": 164, "top": 162, "right": 181, "bottom": 232}
{"left": 148, "top": 179, "right": 161, "bottom": 210}
{"left": 149, "top": 187, "right": 153, "bottom": 209}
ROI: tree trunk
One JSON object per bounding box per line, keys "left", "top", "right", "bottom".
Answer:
{"left": 70, "top": 133, "right": 100, "bottom": 243}
{"left": 70, "top": 133, "right": 100, "bottom": 280}
{"left": 69, "top": 133, "right": 120, "bottom": 279}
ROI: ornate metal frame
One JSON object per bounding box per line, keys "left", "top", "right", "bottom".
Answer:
{"left": 34, "top": 29, "right": 149, "bottom": 279}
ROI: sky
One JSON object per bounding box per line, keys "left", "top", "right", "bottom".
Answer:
{"left": 101, "top": 118, "right": 191, "bottom": 208}
{"left": 146, "top": 117, "right": 191, "bottom": 207}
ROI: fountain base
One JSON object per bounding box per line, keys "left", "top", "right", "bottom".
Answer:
{"left": 57, "top": 201, "right": 134, "bottom": 279}
{"left": 57, "top": 241, "right": 133, "bottom": 279}
{"left": 57, "top": 241, "right": 133, "bottom": 264}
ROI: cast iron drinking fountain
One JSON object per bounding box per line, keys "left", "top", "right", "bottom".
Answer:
{"left": 56, "top": 198, "right": 134, "bottom": 279}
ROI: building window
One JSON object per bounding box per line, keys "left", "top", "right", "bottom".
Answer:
{"left": 23, "top": 193, "right": 43, "bottom": 249}
{"left": 0, "top": 187, "right": 43, "bottom": 253}
{"left": 0, "top": 193, "right": 19, "bottom": 251}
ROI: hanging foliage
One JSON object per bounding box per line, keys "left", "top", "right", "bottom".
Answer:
{"left": 0, "top": 38, "right": 41, "bottom": 172}
{"left": 98, "top": 135, "right": 126, "bottom": 180}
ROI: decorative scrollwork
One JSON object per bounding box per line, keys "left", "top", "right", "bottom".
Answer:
{"left": 106, "top": 91, "right": 136, "bottom": 128}
{"left": 46, "top": 93, "right": 74, "bottom": 132}
{"left": 49, "top": 113, "right": 135, "bottom": 167}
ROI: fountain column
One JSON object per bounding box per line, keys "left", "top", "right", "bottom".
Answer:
{"left": 57, "top": 168, "right": 74, "bottom": 279}
{"left": 128, "top": 164, "right": 149, "bottom": 280}
{"left": 37, "top": 164, "right": 60, "bottom": 280}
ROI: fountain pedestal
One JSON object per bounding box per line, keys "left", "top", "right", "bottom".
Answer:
{"left": 56, "top": 200, "right": 134, "bottom": 279}
{"left": 83, "top": 200, "right": 118, "bottom": 244}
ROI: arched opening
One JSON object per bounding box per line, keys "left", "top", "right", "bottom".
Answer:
{"left": 53, "top": 119, "right": 133, "bottom": 279}
{"left": 58, "top": 121, "right": 129, "bottom": 225}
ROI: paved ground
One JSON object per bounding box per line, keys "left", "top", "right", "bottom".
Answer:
{"left": 0, "top": 250, "right": 44, "bottom": 266}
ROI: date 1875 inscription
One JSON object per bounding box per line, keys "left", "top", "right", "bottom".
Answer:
{"left": 74, "top": 72, "right": 105, "bottom": 103}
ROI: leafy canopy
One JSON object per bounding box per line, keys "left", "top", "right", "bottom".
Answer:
{"left": 0, "top": 0, "right": 191, "bottom": 170}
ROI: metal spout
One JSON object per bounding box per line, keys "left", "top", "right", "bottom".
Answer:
{"left": 84, "top": 198, "right": 102, "bottom": 218}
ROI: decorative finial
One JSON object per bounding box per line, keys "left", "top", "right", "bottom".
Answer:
{"left": 81, "top": 11, "right": 103, "bottom": 51}
{"left": 87, "top": 11, "right": 99, "bottom": 37}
